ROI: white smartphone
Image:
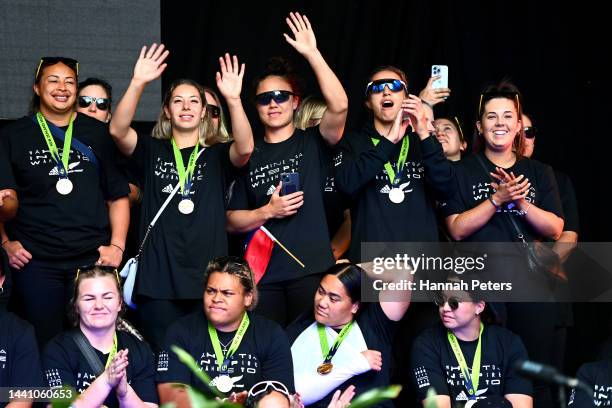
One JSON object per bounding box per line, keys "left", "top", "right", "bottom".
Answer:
{"left": 431, "top": 65, "right": 449, "bottom": 89}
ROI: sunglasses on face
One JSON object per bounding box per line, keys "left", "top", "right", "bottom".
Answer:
{"left": 433, "top": 293, "right": 467, "bottom": 310}
{"left": 76, "top": 264, "right": 120, "bottom": 283}
{"left": 36, "top": 56, "right": 79, "bottom": 81}
{"left": 207, "top": 104, "right": 221, "bottom": 118}
{"left": 524, "top": 126, "right": 537, "bottom": 139}
{"left": 78, "top": 96, "right": 110, "bottom": 111}
{"left": 255, "top": 90, "right": 293, "bottom": 106}
{"left": 365, "top": 78, "right": 407, "bottom": 96}
{"left": 248, "top": 380, "right": 291, "bottom": 399}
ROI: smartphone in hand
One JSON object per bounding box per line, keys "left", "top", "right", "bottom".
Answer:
{"left": 431, "top": 65, "right": 449, "bottom": 89}
{"left": 280, "top": 172, "right": 300, "bottom": 196}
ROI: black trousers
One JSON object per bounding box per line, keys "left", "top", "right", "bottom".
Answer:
{"left": 256, "top": 273, "right": 323, "bottom": 327}
{"left": 9, "top": 253, "right": 98, "bottom": 349}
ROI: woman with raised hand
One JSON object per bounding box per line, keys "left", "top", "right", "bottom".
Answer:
{"left": 109, "top": 44, "right": 253, "bottom": 350}
{"left": 42, "top": 266, "right": 158, "bottom": 408}
{"left": 0, "top": 57, "right": 130, "bottom": 348}
{"left": 226, "top": 12, "right": 348, "bottom": 326}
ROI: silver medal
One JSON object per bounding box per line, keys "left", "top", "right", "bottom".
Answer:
{"left": 465, "top": 399, "right": 477, "bottom": 408}
{"left": 388, "top": 187, "right": 405, "bottom": 204}
{"left": 178, "top": 199, "right": 194, "bottom": 215}
{"left": 56, "top": 178, "right": 73, "bottom": 195}
{"left": 214, "top": 375, "right": 233, "bottom": 393}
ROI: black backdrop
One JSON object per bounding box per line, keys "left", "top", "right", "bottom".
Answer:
{"left": 159, "top": 0, "right": 611, "bottom": 377}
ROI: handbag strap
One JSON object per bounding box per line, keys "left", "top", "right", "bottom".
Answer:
{"left": 474, "top": 154, "right": 527, "bottom": 245}
{"left": 71, "top": 329, "right": 105, "bottom": 375}
{"left": 135, "top": 147, "right": 206, "bottom": 258}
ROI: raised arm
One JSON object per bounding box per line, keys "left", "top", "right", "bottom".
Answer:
{"left": 284, "top": 12, "right": 348, "bottom": 145}
{"left": 215, "top": 53, "right": 253, "bottom": 168}
{"left": 110, "top": 44, "right": 169, "bottom": 157}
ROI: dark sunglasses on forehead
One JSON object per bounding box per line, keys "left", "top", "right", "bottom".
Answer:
{"left": 207, "top": 104, "right": 221, "bottom": 118}
{"left": 35, "top": 56, "right": 79, "bottom": 81}
{"left": 478, "top": 90, "right": 521, "bottom": 117}
{"left": 255, "top": 90, "right": 294, "bottom": 106}
{"left": 78, "top": 96, "right": 110, "bottom": 111}
{"left": 365, "top": 78, "right": 407, "bottom": 96}
{"left": 76, "top": 264, "right": 120, "bottom": 283}
{"left": 524, "top": 126, "right": 537, "bottom": 139}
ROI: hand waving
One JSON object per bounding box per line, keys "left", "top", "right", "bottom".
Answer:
{"left": 133, "top": 43, "right": 169, "bottom": 85}
{"left": 216, "top": 53, "right": 245, "bottom": 101}
{"left": 284, "top": 12, "right": 317, "bottom": 56}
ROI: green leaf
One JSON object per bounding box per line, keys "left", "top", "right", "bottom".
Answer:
{"left": 171, "top": 345, "right": 222, "bottom": 397}
{"left": 349, "top": 385, "right": 402, "bottom": 408}
{"left": 424, "top": 387, "right": 439, "bottom": 408}
{"left": 51, "top": 386, "right": 77, "bottom": 408}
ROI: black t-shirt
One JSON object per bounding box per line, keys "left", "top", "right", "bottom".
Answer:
{"left": 286, "top": 303, "right": 396, "bottom": 408}
{"left": 555, "top": 170, "right": 580, "bottom": 234}
{"left": 0, "top": 310, "right": 43, "bottom": 408}
{"left": 569, "top": 360, "right": 612, "bottom": 407}
{"left": 156, "top": 309, "right": 294, "bottom": 396}
{"left": 335, "top": 124, "right": 455, "bottom": 262}
{"left": 410, "top": 323, "right": 532, "bottom": 407}
{"left": 0, "top": 114, "right": 130, "bottom": 259}
{"left": 228, "top": 127, "right": 335, "bottom": 283}
{"left": 440, "top": 152, "right": 563, "bottom": 242}
{"left": 0, "top": 143, "right": 16, "bottom": 190}
{"left": 322, "top": 148, "right": 350, "bottom": 238}
{"left": 42, "top": 329, "right": 158, "bottom": 408}
{"left": 131, "top": 135, "right": 235, "bottom": 299}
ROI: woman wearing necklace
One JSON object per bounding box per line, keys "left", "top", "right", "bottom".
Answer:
{"left": 157, "top": 256, "right": 293, "bottom": 406}
{"left": 42, "top": 266, "right": 158, "bottom": 408}
{"left": 110, "top": 45, "right": 254, "bottom": 351}
{"left": 286, "top": 262, "right": 411, "bottom": 407}
{"left": 0, "top": 57, "right": 130, "bottom": 348}
{"left": 410, "top": 287, "right": 532, "bottom": 408}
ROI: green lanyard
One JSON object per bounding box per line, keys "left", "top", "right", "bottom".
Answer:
{"left": 371, "top": 135, "right": 410, "bottom": 184}
{"left": 318, "top": 320, "right": 354, "bottom": 364}
{"left": 171, "top": 139, "right": 200, "bottom": 195}
{"left": 104, "top": 332, "right": 118, "bottom": 369}
{"left": 208, "top": 313, "right": 250, "bottom": 372}
{"left": 36, "top": 112, "right": 74, "bottom": 176}
{"left": 447, "top": 323, "right": 484, "bottom": 399}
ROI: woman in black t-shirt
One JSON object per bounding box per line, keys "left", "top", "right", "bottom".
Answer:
{"left": 226, "top": 12, "right": 348, "bottom": 327}
{"left": 109, "top": 45, "right": 254, "bottom": 350}
{"left": 286, "top": 263, "right": 410, "bottom": 407}
{"left": 42, "top": 266, "right": 158, "bottom": 408}
{"left": 410, "top": 288, "right": 532, "bottom": 408}
{"left": 157, "top": 256, "right": 293, "bottom": 406}
{"left": 0, "top": 57, "right": 130, "bottom": 348}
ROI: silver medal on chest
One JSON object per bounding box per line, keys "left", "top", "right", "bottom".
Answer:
{"left": 56, "top": 178, "right": 73, "bottom": 195}
{"left": 178, "top": 199, "right": 194, "bottom": 215}
{"left": 214, "top": 375, "right": 233, "bottom": 393}
{"left": 388, "top": 187, "right": 405, "bottom": 204}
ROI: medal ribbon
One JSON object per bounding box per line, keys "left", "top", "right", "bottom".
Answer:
{"left": 318, "top": 321, "right": 354, "bottom": 364}
{"left": 208, "top": 313, "right": 250, "bottom": 372}
{"left": 447, "top": 323, "right": 484, "bottom": 400}
{"left": 171, "top": 138, "right": 200, "bottom": 196}
{"left": 371, "top": 135, "right": 409, "bottom": 184}
{"left": 36, "top": 111, "right": 74, "bottom": 178}
{"left": 104, "top": 332, "right": 118, "bottom": 369}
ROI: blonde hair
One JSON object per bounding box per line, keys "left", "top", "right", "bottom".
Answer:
{"left": 294, "top": 96, "right": 327, "bottom": 130}
{"left": 152, "top": 79, "right": 225, "bottom": 147}
{"left": 203, "top": 87, "right": 231, "bottom": 143}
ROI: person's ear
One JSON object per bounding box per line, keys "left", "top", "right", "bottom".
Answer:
{"left": 244, "top": 292, "right": 254, "bottom": 309}
{"left": 292, "top": 96, "right": 300, "bottom": 111}
{"left": 476, "top": 121, "right": 482, "bottom": 135}
{"left": 33, "top": 83, "right": 41, "bottom": 97}
{"left": 163, "top": 106, "right": 171, "bottom": 120}
{"left": 475, "top": 301, "right": 485, "bottom": 315}
{"left": 351, "top": 301, "right": 360, "bottom": 315}
{"left": 460, "top": 141, "right": 467, "bottom": 152}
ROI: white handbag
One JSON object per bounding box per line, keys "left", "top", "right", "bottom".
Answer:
{"left": 120, "top": 148, "right": 204, "bottom": 308}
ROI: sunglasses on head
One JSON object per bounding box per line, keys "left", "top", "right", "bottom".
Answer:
{"left": 248, "top": 380, "right": 290, "bottom": 399}
{"left": 207, "top": 104, "right": 221, "bottom": 118}
{"left": 524, "top": 126, "right": 537, "bottom": 139}
{"left": 478, "top": 91, "right": 520, "bottom": 117}
{"left": 76, "top": 264, "right": 120, "bottom": 284}
{"left": 78, "top": 96, "right": 110, "bottom": 111}
{"left": 365, "top": 78, "right": 407, "bottom": 96}
{"left": 255, "top": 90, "right": 293, "bottom": 106}
{"left": 36, "top": 56, "right": 79, "bottom": 81}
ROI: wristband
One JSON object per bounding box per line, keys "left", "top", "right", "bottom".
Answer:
{"left": 488, "top": 196, "right": 500, "bottom": 209}
{"left": 110, "top": 243, "right": 124, "bottom": 253}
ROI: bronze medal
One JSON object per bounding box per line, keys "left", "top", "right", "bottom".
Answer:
{"left": 317, "top": 362, "right": 333, "bottom": 375}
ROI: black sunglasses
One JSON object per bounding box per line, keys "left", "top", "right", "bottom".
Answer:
{"left": 255, "top": 90, "right": 293, "bottom": 106}
{"left": 78, "top": 96, "right": 110, "bottom": 111}
{"left": 36, "top": 56, "right": 79, "bottom": 81}
{"left": 207, "top": 104, "right": 221, "bottom": 118}
{"left": 524, "top": 126, "right": 537, "bottom": 139}
{"left": 433, "top": 293, "right": 462, "bottom": 310}
{"left": 365, "top": 78, "right": 407, "bottom": 96}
